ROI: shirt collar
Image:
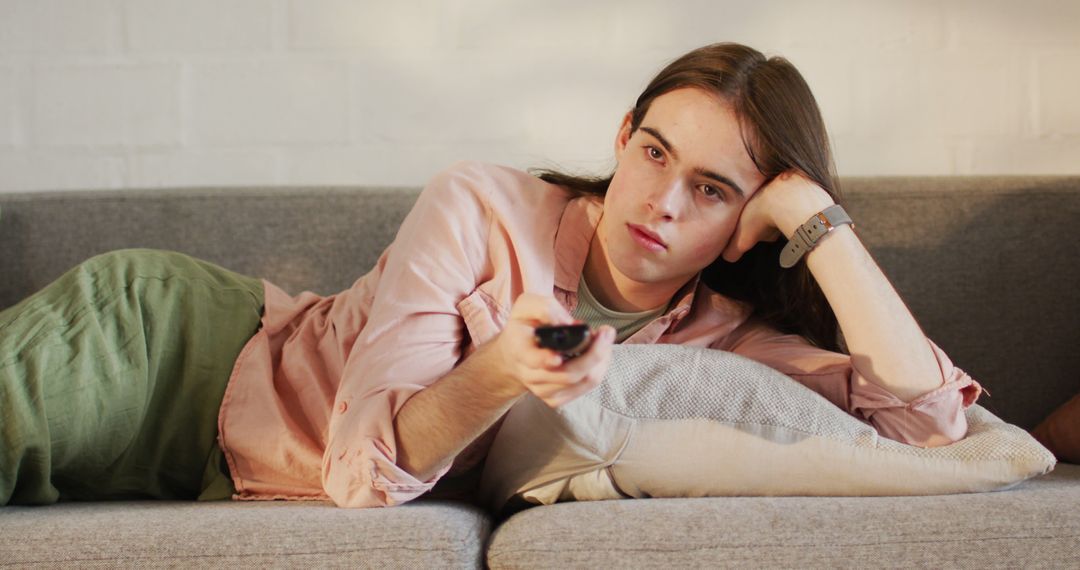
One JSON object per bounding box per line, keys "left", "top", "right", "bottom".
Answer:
{"left": 553, "top": 195, "right": 604, "bottom": 293}
{"left": 668, "top": 274, "right": 699, "bottom": 320}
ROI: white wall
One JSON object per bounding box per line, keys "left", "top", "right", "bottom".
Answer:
{"left": 0, "top": 0, "right": 1078, "bottom": 192}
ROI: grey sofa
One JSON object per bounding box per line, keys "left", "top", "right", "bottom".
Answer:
{"left": 1, "top": 176, "right": 1078, "bottom": 568}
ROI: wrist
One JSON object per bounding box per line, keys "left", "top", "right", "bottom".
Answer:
{"left": 778, "top": 197, "right": 836, "bottom": 239}
{"left": 779, "top": 204, "right": 854, "bottom": 269}
{"left": 466, "top": 338, "right": 529, "bottom": 401}
{"left": 773, "top": 182, "right": 835, "bottom": 238}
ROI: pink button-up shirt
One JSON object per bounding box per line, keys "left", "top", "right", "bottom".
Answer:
{"left": 217, "top": 161, "right": 983, "bottom": 508}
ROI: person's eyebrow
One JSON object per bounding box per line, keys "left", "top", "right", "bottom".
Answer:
{"left": 640, "top": 126, "right": 747, "bottom": 200}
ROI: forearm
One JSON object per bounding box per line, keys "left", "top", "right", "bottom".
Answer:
{"left": 802, "top": 224, "right": 942, "bottom": 402}
{"left": 393, "top": 348, "right": 527, "bottom": 482}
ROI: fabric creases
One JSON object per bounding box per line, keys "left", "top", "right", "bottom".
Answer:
{"left": 325, "top": 437, "right": 451, "bottom": 508}
{"left": 849, "top": 339, "right": 984, "bottom": 447}
{"left": 0, "top": 248, "right": 264, "bottom": 505}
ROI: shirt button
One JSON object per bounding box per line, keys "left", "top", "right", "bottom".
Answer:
{"left": 337, "top": 401, "right": 348, "bottom": 414}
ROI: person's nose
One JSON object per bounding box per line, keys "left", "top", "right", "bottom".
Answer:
{"left": 645, "top": 179, "right": 685, "bottom": 221}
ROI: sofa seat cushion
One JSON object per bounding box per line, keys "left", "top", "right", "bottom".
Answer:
{"left": 0, "top": 499, "right": 491, "bottom": 568}
{"left": 486, "top": 464, "right": 1080, "bottom": 569}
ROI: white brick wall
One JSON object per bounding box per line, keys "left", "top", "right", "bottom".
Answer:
{"left": 126, "top": 0, "right": 275, "bottom": 53}
{"left": 34, "top": 64, "right": 180, "bottom": 147}
{"left": 0, "top": 152, "right": 125, "bottom": 191}
{"left": 849, "top": 49, "right": 1024, "bottom": 139}
{"left": 1039, "top": 51, "right": 1080, "bottom": 135}
{"left": 129, "top": 149, "right": 280, "bottom": 187}
{"left": 0, "top": 0, "right": 123, "bottom": 54}
{"left": 288, "top": 0, "right": 449, "bottom": 51}
{"left": 0, "top": 0, "right": 1077, "bottom": 192}
{"left": 190, "top": 60, "right": 349, "bottom": 145}
{"left": 945, "top": 0, "right": 1080, "bottom": 46}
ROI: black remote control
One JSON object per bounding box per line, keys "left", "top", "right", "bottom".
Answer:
{"left": 534, "top": 324, "right": 593, "bottom": 359}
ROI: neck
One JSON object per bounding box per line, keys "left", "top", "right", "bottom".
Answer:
{"left": 583, "top": 223, "right": 681, "bottom": 313}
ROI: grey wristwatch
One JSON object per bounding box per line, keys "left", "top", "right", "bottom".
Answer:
{"left": 779, "top": 204, "right": 854, "bottom": 268}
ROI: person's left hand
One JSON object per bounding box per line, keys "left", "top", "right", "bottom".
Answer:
{"left": 720, "top": 170, "right": 836, "bottom": 263}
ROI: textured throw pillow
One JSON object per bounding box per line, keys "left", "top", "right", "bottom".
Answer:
{"left": 1032, "top": 390, "right": 1080, "bottom": 464}
{"left": 477, "top": 345, "right": 1056, "bottom": 512}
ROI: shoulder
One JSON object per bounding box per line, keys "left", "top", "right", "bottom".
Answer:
{"left": 421, "top": 160, "right": 575, "bottom": 228}
{"left": 425, "top": 158, "right": 570, "bottom": 197}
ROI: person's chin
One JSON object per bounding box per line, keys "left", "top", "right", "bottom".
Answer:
{"left": 611, "top": 257, "right": 668, "bottom": 284}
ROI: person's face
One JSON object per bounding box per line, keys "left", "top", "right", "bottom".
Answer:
{"left": 598, "top": 87, "right": 767, "bottom": 290}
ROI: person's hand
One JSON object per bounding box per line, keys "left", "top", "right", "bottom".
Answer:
{"left": 477, "top": 293, "right": 615, "bottom": 408}
{"left": 721, "top": 171, "right": 836, "bottom": 263}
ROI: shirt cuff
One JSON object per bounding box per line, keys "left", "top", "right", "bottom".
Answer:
{"left": 324, "top": 437, "right": 453, "bottom": 508}
{"left": 848, "top": 338, "right": 985, "bottom": 448}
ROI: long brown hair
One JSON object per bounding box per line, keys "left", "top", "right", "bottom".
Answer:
{"left": 531, "top": 42, "right": 845, "bottom": 353}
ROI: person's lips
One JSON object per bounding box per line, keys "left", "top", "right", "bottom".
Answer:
{"left": 627, "top": 223, "right": 667, "bottom": 252}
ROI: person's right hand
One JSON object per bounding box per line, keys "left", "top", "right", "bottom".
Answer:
{"left": 478, "top": 293, "right": 615, "bottom": 409}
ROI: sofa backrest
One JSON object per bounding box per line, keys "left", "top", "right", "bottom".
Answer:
{"left": 1, "top": 176, "right": 1077, "bottom": 430}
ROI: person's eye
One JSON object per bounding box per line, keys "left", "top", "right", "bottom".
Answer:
{"left": 699, "top": 184, "right": 725, "bottom": 201}
{"left": 645, "top": 146, "right": 664, "bottom": 162}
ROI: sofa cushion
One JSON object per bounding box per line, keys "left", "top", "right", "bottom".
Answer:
{"left": 0, "top": 187, "right": 419, "bottom": 308}
{"left": 0, "top": 499, "right": 490, "bottom": 568}
{"left": 478, "top": 345, "right": 1055, "bottom": 512}
{"left": 485, "top": 463, "right": 1080, "bottom": 569}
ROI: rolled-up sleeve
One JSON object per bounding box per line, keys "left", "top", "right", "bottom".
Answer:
{"left": 847, "top": 338, "right": 982, "bottom": 447}
{"left": 327, "top": 425, "right": 455, "bottom": 508}
{"left": 323, "top": 162, "right": 493, "bottom": 507}
{"left": 721, "top": 319, "right": 983, "bottom": 448}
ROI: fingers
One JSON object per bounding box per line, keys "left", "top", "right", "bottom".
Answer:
{"left": 506, "top": 292, "right": 581, "bottom": 370}
{"left": 529, "top": 326, "right": 616, "bottom": 408}
{"left": 516, "top": 344, "right": 563, "bottom": 370}
{"left": 557, "top": 325, "right": 614, "bottom": 376}
{"left": 727, "top": 224, "right": 782, "bottom": 261}
{"left": 502, "top": 294, "right": 618, "bottom": 409}
{"left": 501, "top": 320, "right": 564, "bottom": 369}
{"left": 527, "top": 324, "right": 614, "bottom": 378}
{"left": 509, "top": 292, "right": 574, "bottom": 326}
{"left": 721, "top": 234, "right": 743, "bottom": 263}
{"left": 722, "top": 188, "right": 784, "bottom": 262}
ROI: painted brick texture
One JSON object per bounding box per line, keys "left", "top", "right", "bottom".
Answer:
{"left": 0, "top": 0, "right": 1076, "bottom": 192}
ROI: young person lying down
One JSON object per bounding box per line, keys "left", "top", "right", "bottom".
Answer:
{"left": 0, "top": 42, "right": 981, "bottom": 508}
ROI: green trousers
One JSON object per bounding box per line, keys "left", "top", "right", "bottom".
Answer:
{"left": 0, "top": 249, "right": 265, "bottom": 505}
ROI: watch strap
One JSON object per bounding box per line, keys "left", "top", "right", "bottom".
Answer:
{"left": 779, "top": 204, "right": 853, "bottom": 268}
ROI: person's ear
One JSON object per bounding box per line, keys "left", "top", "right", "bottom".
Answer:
{"left": 613, "top": 110, "right": 634, "bottom": 160}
